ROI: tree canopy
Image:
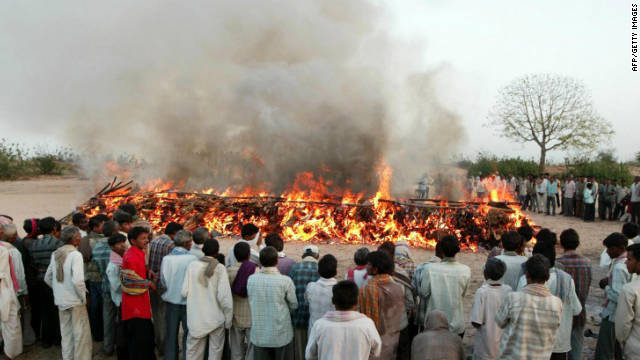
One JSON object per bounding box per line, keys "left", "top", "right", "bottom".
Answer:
{"left": 488, "top": 73, "right": 613, "bottom": 173}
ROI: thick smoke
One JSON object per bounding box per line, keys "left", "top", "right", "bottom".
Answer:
{"left": 1, "top": 0, "right": 466, "bottom": 197}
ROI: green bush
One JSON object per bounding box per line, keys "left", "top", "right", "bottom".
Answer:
{"left": 0, "top": 139, "right": 71, "bottom": 179}
{"left": 458, "top": 153, "right": 539, "bottom": 177}
{"left": 563, "top": 152, "right": 633, "bottom": 183}
{"left": 32, "top": 155, "right": 62, "bottom": 175}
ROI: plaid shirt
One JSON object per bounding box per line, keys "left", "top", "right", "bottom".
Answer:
{"left": 288, "top": 257, "right": 319, "bottom": 328}
{"left": 556, "top": 251, "right": 592, "bottom": 326}
{"left": 148, "top": 234, "right": 175, "bottom": 275}
{"left": 92, "top": 239, "right": 112, "bottom": 295}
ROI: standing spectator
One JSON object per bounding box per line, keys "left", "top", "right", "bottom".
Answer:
{"left": 394, "top": 241, "right": 416, "bottom": 281}
{"left": 28, "top": 216, "right": 62, "bottom": 347}
{"left": 494, "top": 231, "right": 527, "bottom": 290}
{"left": 527, "top": 175, "right": 538, "bottom": 213}
{"left": 113, "top": 210, "right": 133, "bottom": 238}
{"left": 631, "top": 176, "right": 640, "bottom": 224}
{"left": 614, "top": 179, "right": 630, "bottom": 220}
{"left": 93, "top": 219, "right": 120, "bottom": 356}
{"left": 71, "top": 213, "right": 88, "bottom": 238}
{"left": 605, "top": 179, "right": 617, "bottom": 220}
{"left": 305, "top": 255, "right": 338, "bottom": 333}
{"left": 563, "top": 175, "right": 576, "bottom": 216}
{"left": 17, "top": 218, "right": 39, "bottom": 345}
{"left": 615, "top": 243, "right": 640, "bottom": 359}
{"left": 305, "top": 280, "right": 381, "bottom": 360}
{"left": 358, "top": 251, "right": 405, "bottom": 359}
{"left": 181, "top": 238, "right": 233, "bottom": 360}
{"left": 226, "top": 223, "right": 262, "bottom": 267}
{"left": 412, "top": 242, "right": 443, "bottom": 329}
{"left": 189, "top": 227, "right": 209, "bottom": 259}
{"left": 160, "top": 230, "right": 198, "bottom": 360}
{"left": 44, "top": 226, "right": 91, "bottom": 359}
{"left": 121, "top": 226, "right": 157, "bottom": 359}
{"left": 536, "top": 176, "right": 547, "bottom": 214}
{"left": 412, "top": 310, "right": 464, "bottom": 360}
{"left": 547, "top": 175, "right": 559, "bottom": 216}
{"left": 496, "top": 254, "right": 562, "bottom": 359}
{"left": 228, "top": 242, "right": 257, "bottom": 360}
{"left": 623, "top": 223, "right": 640, "bottom": 244}
{"left": 106, "top": 233, "right": 128, "bottom": 360}
{"left": 470, "top": 258, "right": 511, "bottom": 360}
{"left": 248, "top": 246, "right": 298, "bottom": 360}
{"left": 345, "top": 247, "right": 369, "bottom": 288}
{"left": 584, "top": 183, "right": 596, "bottom": 222}
{"left": 595, "top": 232, "right": 632, "bottom": 360}
{"left": 0, "top": 244, "right": 23, "bottom": 359}
{"left": 265, "top": 233, "right": 295, "bottom": 276}
{"left": 575, "top": 176, "right": 585, "bottom": 218}
{"left": 288, "top": 245, "right": 320, "bottom": 360}
{"left": 556, "top": 229, "right": 593, "bottom": 360}
{"left": 418, "top": 235, "right": 470, "bottom": 336}
{"left": 148, "top": 221, "right": 182, "bottom": 353}
{"left": 518, "top": 176, "right": 528, "bottom": 210}
{"left": 597, "top": 179, "right": 607, "bottom": 220}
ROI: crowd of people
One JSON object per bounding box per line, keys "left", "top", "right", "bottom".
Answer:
{"left": 465, "top": 173, "right": 640, "bottom": 223}
{"left": 1, "top": 204, "right": 640, "bottom": 359}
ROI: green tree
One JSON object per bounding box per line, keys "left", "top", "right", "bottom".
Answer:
{"left": 488, "top": 74, "right": 613, "bottom": 173}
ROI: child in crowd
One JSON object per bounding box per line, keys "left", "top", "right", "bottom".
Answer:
{"left": 305, "top": 255, "right": 338, "bottom": 333}
{"left": 346, "top": 247, "right": 369, "bottom": 288}
{"left": 265, "top": 233, "right": 295, "bottom": 276}
{"left": 494, "top": 231, "right": 527, "bottom": 290}
{"left": 471, "top": 257, "right": 511, "bottom": 360}
{"left": 106, "top": 234, "right": 128, "bottom": 360}
{"left": 615, "top": 243, "right": 640, "bottom": 359}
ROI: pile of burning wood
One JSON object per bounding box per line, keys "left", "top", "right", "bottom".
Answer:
{"left": 64, "top": 176, "right": 535, "bottom": 251}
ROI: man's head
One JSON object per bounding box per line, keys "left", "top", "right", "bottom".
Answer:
{"left": 318, "top": 254, "right": 338, "bottom": 279}
{"left": 164, "top": 222, "right": 183, "bottom": 240}
{"left": 1, "top": 224, "right": 17, "bottom": 243}
{"left": 622, "top": 179, "right": 627, "bottom": 186}
{"left": 434, "top": 241, "right": 444, "bottom": 259}
{"left": 60, "top": 226, "right": 82, "bottom": 247}
{"left": 118, "top": 203, "right": 137, "bottom": 217}
{"left": 331, "top": 280, "right": 359, "bottom": 311}
{"left": 259, "top": 246, "right": 278, "bottom": 267}
{"left": 23, "top": 218, "right": 39, "bottom": 238}
{"left": 536, "top": 229, "right": 557, "bottom": 246}
{"left": 622, "top": 223, "right": 639, "bottom": 240}
{"left": 203, "top": 238, "right": 220, "bottom": 258}
{"left": 241, "top": 223, "right": 259, "bottom": 241}
{"left": 102, "top": 220, "right": 120, "bottom": 238}
{"left": 88, "top": 214, "right": 109, "bottom": 234}
{"left": 265, "top": 233, "right": 284, "bottom": 252}
{"left": 559, "top": 228, "right": 580, "bottom": 251}
{"left": 38, "top": 217, "right": 56, "bottom": 235}
{"left": 128, "top": 226, "right": 150, "bottom": 250}
{"left": 533, "top": 235, "right": 556, "bottom": 268}
{"left": 53, "top": 221, "right": 62, "bottom": 239}
{"left": 635, "top": 176, "right": 640, "bottom": 184}
{"left": 365, "top": 251, "right": 394, "bottom": 276}
{"left": 302, "top": 245, "right": 319, "bottom": 259}
{"left": 108, "top": 234, "right": 127, "bottom": 256}
{"left": 525, "top": 254, "right": 551, "bottom": 284}
{"left": 234, "top": 242, "right": 251, "bottom": 263}
{"left": 113, "top": 210, "right": 133, "bottom": 233}
{"left": 353, "top": 247, "right": 370, "bottom": 266}
{"left": 626, "top": 244, "right": 640, "bottom": 275}
{"left": 517, "top": 225, "right": 535, "bottom": 243}
{"left": 587, "top": 183, "right": 593, "bottom": 190}
{"left": 501, "top": 231, "right": 522, "bottom": 252}
{"left": 484, "top": 257, "right": 506, "bottom": 281}
{"left": 72, "top": 213, "right": 88, "bottom": 231}
{"left": 439, "top": 235, "right": 460, "bottom": 258}
{"left": 192, "top": 227, "right": 209, "bottom": 246}
{"left": 603, "top": 232, "right": 628, "bottom": 260}
{"left": 377, "top": 241, "right": 396, "bottom": 261}
{"left": 173, "top": 230, "right": 193, "bottom": 249}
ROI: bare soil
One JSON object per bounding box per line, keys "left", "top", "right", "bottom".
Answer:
{"left": 0, "top": 177, "right": 622, "bottom": 359}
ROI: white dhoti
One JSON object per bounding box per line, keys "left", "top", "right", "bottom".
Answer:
{"left": 186, "top": 326, "right": 225, "bottom": 360}
{"left": 0, "top": 246, "right": 22, "bottom": 359}
{"left": 0, "top": 301, "right": 23, "bottom": 359}
{"left": 59, "top": 305, "right": 92, "bottom": 360}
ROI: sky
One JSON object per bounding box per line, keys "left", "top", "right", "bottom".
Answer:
{"left": 0, "top": 0, "right": 637, "bottom": 163}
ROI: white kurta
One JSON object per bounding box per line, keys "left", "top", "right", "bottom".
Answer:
{"left": 306, "top": 312, "right": 381, "bottom": 360}
{"left": 616, "top": 278, "right": 640, "bottom": 359}
{"left": 0, "top": 246, "right": 22, "bottom": 359}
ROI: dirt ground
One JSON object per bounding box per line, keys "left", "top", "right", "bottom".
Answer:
{"left": 0, "top": 177, "right": 625, "bottom": 359}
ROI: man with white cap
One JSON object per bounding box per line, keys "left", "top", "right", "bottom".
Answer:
{"left": 288, "top": 245, "right": 320, "bottom": 360}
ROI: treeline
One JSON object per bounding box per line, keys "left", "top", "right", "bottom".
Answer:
{"left": 0, "top": 139, "right": 75, "bottom": 179}
{"left": 458, "top": 152, "right": 637, "bottom": 182}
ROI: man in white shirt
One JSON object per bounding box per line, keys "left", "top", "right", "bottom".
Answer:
{"left": 189, "top": 227, "right": 209, "bottom": 259}
{"left": 44, "top": 226, "right": 91, "bottom": 360}
{"left": 182, "top": 238, "right": 233, "bottom": 359}
{"left": 631, "top": 176, "right": 640, "bottom": 225}
{"left": 563, "top": 175, "right": 576, "bottom": 217}
{"left": 226, "top": 224, "right": 262, "bottom": 267}
{"left": 306, "top": 255, "right": 338, "bottom": 333}
{"left": 306, "top": 280, "right": 381, "bottom": 360}
{"left": 160, "top": 230, "right": 198, "bottom": 360}
{"left": 615, "top": 243, "right": 640, "bottom": 359}
{"left": 536, "top": 176, "right": 548, "bottom": 215}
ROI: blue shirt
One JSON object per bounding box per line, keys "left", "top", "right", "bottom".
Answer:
{"left": 547, "top": 181, "right": 559, "bottom": 195}
{"left": 160, "top": 247, "right": 197, "bottom": 305}
{"left": 288, "top": 258, "right": 319, "bottom": 328}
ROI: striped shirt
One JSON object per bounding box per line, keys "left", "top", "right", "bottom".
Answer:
{"left": 148, "top": 234, "right": 175, "bottom": 275}
{"left": 247, "top": 267, "right": 298, "bottom": 348}
{"left": 289, "top": 257, "right": 319, "bottom": 328}
{"left": 496, "top": 284, "right": 563, "bottom": 360}
{"left": 556, "top": 251, "right": 592, "bottom": 326}
{"left": 29, "top": 234, "right": 63, "bottom": 280}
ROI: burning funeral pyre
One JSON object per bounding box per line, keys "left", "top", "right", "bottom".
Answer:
{"left": 68, "top": 169, "right": 534, "bottom": 251}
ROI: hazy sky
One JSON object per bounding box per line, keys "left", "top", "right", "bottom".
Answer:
{"left": 0, "top": 0, "right": 637, "bottom": 163}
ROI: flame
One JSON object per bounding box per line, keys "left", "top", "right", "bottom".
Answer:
{"left": 490, "top": 190, "right": 499, "bottom": 203}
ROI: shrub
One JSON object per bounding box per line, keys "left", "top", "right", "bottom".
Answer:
{"left": 458, "top": 153, "right": 539, "bottom": 177}
{"left": 563, "top": 152, "right": 633, "bottom": 182}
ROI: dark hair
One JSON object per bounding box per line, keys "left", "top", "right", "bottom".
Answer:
{"left": 241, "top": 223, "right": 259, "bottom": 239}
{"left": 484, "top": 258, "right": 506, "bottom": 281}
{"left": 192, "top": 227, "right": 209, "bottom": 245}
{"left": 54, "top": 221, "right": 62, "bottom": 232}
{"left": 440, "top": 235, "right": 460, "bottom": 258}
{"left": 108, "top": 234, "right": 127, "bottom": 247}
{"left": 102, "top": 220, "right": 119, "bottom": 237}
{"left": 559, "top": 229, "right": 580, "bottom": 250}
{"left": 118, "top": 203, "right": 137, "bottom": 217}
{"left": 259, "top": 246, "right": 278, "bottom": 267}
{"left": 517, "top": 225, "right": 535, "bottom": 242}
{"left": 378, "top": 241, "right": 396, "bottom": 260}
{"left": 23, "top": 218, "right": 39, "bottom": 237}
{"left": 627, "top": 244, "right": 640, "bottom": 262}
{"left": 72, "top": 213, "right": 87, "bottom": 226}
{"left": 525, "top": 254, "right": 551, "bottom": 283}
{"left": 434, "top": 241, "right": 444, "bottom": 258}
{"left": 164, "top": 222, "right": 183, "bottom": 236}
{"left": 603, "top": 232, "right": 628, "bottom": 248}
{"left": 533, "top": 236, "right": 556, "bottom": 268}
{"left": 318, "top": 254, "right": 338, "bottom": 278}
{"left": 332, "top": 280, "right": 359, "bottom": 310}
{"left": 216, "top": 253, "right": 225, "bottom": 264}
{"left": 265, "top": 233, "right": 284, "bottom": 252}
{"left": 113, "top": 210, "right": 133, "bottom": 225}
{"left": 128, "top": 226, "right": 149, "bottom": 242}
{"left": 501, "top": 231, "right": 522, "bottom": 251}
{"left": 622, "top": 223, "right": 639, "bottom": 240}
{"left": 203, "top": 238, "right": 220, "bottom": 257}
{"left": 353, "top": 247, "right": 370, "bottom": 266}
{"left": 586, "top": 183, "right": 593, "bottom": 189}
{"left": 366, "top": 251, "right": 394, "bottom": 275}
{"left": 234, "top": 242, "right": 251, "bottom": 262}
{"left": 536, "top": 229, "right": 557, "bottom": 246}
{"left": 88, "top": 215, "right": 106, "bottom": 232}
{"left": 38, "top": 217, "right": 56, "bottom": 234}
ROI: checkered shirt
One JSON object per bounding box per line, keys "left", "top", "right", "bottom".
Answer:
{"left": 148, "top": 234, "right": 175, "bottom": 275}
{"left": 557, "top": 251, "right": 592, "bottom": 326}
{"left": 92, "top": 239, "right": 112, "bottom": 295}
{"left": 288, "top": 258, "right": 319, "bottom": 328}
